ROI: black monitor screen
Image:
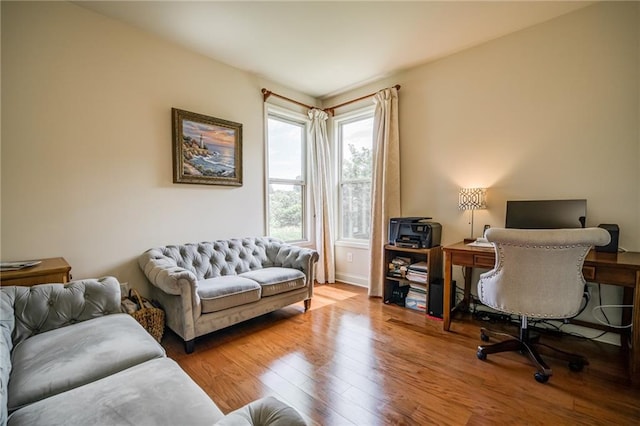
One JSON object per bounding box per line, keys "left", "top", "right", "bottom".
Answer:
{"left": 505, "top": 199, "right": 587, "bottom": 229}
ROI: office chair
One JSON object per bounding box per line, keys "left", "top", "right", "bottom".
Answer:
{"left": 476, "top": 227, "right": 610, "bottom": 383}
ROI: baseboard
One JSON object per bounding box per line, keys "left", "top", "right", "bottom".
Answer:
{"left": 335, "top": 272, "right": 368, "bottom": 288}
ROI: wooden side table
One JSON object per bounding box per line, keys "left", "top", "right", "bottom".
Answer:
{"left": 0, "top": 257, "right": 72, "bottom": 287}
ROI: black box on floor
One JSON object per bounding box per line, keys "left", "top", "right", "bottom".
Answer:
{"left": 428, "top": 278, "right": 456, "bottom": 318}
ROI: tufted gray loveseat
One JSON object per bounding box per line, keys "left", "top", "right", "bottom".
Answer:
{"left": 0, "top": 277, "right": 220, "bottom": 425}
{"left": 0, "top": 277, "right": 308, "bottom": 426}
{"left": 138, "top": 237, "right": 318, "bottom": 353}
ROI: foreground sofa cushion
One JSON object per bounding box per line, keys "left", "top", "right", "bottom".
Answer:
{"left": 8, "top": 313, "right": 165, "bottom": 411}
{"left": 7, "top": 358, "right": 224, "bottom": 426}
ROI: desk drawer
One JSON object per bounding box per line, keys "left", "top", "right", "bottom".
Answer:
{"left": 449, "top": 252, "right": 495, "bottom": 268}
{"left": 451, "top": 252, "right": 474, "bottom": 266}
{"left": 474, "top": 255, "right": 495, "bottom": 268}
{"left": 582, "top": 266, "right": 595, "bottom": 281}
{"left": 593, "top": 266, "right": 636, "bottom": 287}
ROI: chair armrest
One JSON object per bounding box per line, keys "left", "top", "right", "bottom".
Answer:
{"left": 1, "top": 276, "right": 122, "bottom": 346}
{"left": 138, "top": 251, "right": 198, "bottom": 295}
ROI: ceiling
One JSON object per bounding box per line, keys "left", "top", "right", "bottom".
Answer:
{"left": 76, "top": 1, "right": 593, "bottom": 99}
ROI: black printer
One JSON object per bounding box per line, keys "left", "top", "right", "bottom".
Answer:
{"left": 388, "top": 217, "right": 442, "bottom": 248}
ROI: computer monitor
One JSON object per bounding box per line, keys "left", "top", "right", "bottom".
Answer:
{"left": 505, "top": 199, "right": 587, "bottom": 229}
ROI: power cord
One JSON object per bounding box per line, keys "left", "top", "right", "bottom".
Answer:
{"left": 591, "top": 305, "right": 632, "bottom": 329}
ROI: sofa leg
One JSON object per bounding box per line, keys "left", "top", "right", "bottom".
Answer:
{"left": 304, "top": 299, "right": 311, "bottom": 312}
{"left": 184, "top": 339, "right": 195, "bottom": 354}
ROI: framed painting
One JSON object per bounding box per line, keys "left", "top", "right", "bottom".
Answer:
{"left": 172, "top": 108, "right": 243, "bottom": 186}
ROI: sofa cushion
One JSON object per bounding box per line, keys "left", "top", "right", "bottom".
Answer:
{"left": 240, "top": 268, "right": 306, "bottom": 297}
{"left": 7, "top": 358, "right": 224, "bottom": 426}
{"left": 8, "top": 313, "right": 165, "bottom": 412}
{"left": 199, "top": 276, "right": 262, "bottom": 314}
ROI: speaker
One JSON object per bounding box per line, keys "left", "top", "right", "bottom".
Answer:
{"left": 596, "top": 224, "right": 619, "bottom": 253}
{"left": 428, "top": 278, "right": 456, "bottom": 318}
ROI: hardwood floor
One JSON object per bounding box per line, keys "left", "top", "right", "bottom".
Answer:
{"left": 163, "top": 283, "right": 640, "bottom": 425}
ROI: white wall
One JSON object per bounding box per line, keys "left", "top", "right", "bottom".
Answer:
{"left": 328, "top": 2, "right": 639, "bottom": 344}
{"left": 0, "top": 1, "right": 314, "bottom": 291}
{"left": 329, "top": 1, "right": 639, "bottom": 286}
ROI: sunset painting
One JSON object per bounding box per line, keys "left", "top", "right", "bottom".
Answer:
{"left": 172, "top": 108, "right": 242, "bottom": 186}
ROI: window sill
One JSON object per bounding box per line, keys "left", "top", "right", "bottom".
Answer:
{"left": 335, "top": 240, "right": 370, "bottom": 250}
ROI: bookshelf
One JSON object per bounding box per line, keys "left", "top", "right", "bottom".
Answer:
{"left": 383, "top": 244, "right": 443, "bottom": 311}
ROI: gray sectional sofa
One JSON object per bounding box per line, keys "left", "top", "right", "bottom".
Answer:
{"left": 138, "top": 237, "right": 318, "bottom": 353}
{"left": 0, "top": 277, "right": 306, "bottom": 426}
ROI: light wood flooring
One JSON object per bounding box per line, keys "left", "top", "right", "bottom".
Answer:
{"left": 163, "top": 283, "right": 640, "bottom": 425}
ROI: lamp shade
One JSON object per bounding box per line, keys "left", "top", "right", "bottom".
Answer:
{"left": 459, "top": 188, "right": 487, "bottom": 210}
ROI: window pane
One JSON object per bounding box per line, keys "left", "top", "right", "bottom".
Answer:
{"left": 341, "top": 182, "right": 371, "bottom": 240}
{"left": 268, "top": 183, "right": 303, "bottom": 241}
{"left": 341, "top": 117, "right": 373, "bottom": 180}
{"left": 268, "top": 117, "right": 303, "bottom": 180}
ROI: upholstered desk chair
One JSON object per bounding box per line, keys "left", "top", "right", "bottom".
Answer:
{"left": 476, "top": 227, "right": 610, "bottom": 383}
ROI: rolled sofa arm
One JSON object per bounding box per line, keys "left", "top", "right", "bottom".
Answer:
{"left": 273, "top": 245, "right": 319, "bottom": 283}
{"left": 138, "top": 249, "right": 198, "bottom": 295}
{"left": 0, "top": 276, "right": 122, "bottom": 346}
{"left": 214, "top": 396, "right": 306, "bottom": 426}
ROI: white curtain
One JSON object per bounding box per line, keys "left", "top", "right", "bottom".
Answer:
{"left": 368, "top": 87, "right": 401, "bottom": 297}
{"left": 308, "top": 108, "right": 335, "bottom": 284}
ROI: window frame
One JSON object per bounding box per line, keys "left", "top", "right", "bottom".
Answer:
{"left": 264, "top": 104, "right": 311, "bottom": 244}
{"left": 334, "top": 106, "right": 375, "bottom": 248}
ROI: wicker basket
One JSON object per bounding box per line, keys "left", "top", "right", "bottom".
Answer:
{"left": 127, "top": 289, "right": 165, "bottom": 342}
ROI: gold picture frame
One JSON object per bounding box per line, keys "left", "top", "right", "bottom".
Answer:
{"left": 172, "top": 108, "right": 242, "bottom": 186}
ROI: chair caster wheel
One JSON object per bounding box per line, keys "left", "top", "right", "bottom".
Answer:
{"left": 569, "top": 360, "right": 584, "bottom": 372}
{"left": 480, "top": 332, "right": 490, "bottom": 342}
{"left": 534, "top": 372, "right": 550, "bottom": 383}
{"left": 477, "top": 349, "right": 487, "bottom": 361}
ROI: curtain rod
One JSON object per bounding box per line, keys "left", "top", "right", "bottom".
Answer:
{"left": 261, "top": 88, "right": 317, "bottom": 110}
{"left": 324, "top": 84, "right": 400, "bottom": 116}
{"left": 261, "top": 84, "right": 401, "bottom": 116}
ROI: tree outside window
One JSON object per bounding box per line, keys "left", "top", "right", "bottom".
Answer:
{"left": 266, "top": 113, "right": 307, "bottom": 242}
{"left": 339, "top": 113, "right": 374, "bottom": 241}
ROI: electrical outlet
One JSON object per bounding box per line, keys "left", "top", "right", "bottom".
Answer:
{"left": 347, "top": 252, "right": 353, "bottom": 263}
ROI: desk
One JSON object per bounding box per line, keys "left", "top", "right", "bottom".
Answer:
{"left": 0, "top": 257, "right": 72, "bottom": 286}
{"left": 442, "top": 241, "right": 640, "bottom": 385}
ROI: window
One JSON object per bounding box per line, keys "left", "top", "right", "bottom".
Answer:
{"left": 336, "top": 109, "right": 374, "bottom": 242}
{"left": 266, "top": 108, "right": 308, "bottom": 242}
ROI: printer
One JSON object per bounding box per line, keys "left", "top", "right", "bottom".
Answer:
{"left": 388, "top": 217, "right": 442, "bottom": 249}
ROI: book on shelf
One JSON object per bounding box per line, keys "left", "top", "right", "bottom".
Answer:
{"left": 405, "top": 289, "right": 427, "bottom": 312}
{"left": 388, "top": 256, "right": 411, "bottom": 277}
{"left": 408, "top": 282, "right": 427, "bottom": 293}
{"left": 391, "top": 256, "right": 411, "bottom": 266}
{"left": 406, "top": 269, "right": 428, "bottom": 283}
{"left": 408, "top": 261, "right": 428, "bottom": 272}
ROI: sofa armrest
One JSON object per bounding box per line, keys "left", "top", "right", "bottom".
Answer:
{"left": 1, "top": 276, "right": 122, "bottom": 346}
{"left": 214, "top": 396, "right": 306, "bottom": 426}
{"left": 138, "top": 250, "right": 198, "bottom": 295}
{"left": 273, "top": 245, "right": 319, "bottom": 283}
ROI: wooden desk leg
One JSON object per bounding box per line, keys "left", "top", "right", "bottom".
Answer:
{"left": 621, "top": 287, "right": 633, "bottom": 352}
{"left": 631, "top": 271, "right": 640, "bottom": 385}
{"left": 443, "top": 251, "right": 452, "bottom": 331}
{"left": 462, "top": 266, "right": 472, "bottom": 311}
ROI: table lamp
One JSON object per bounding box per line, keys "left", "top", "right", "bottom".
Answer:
{"left": 459, "top": 188, "right": 487, "bottom": 239}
